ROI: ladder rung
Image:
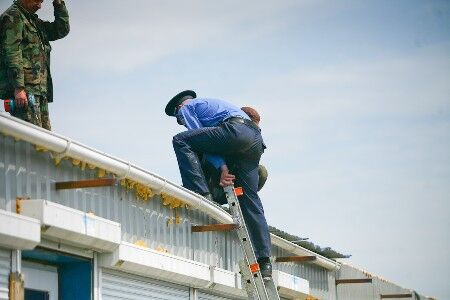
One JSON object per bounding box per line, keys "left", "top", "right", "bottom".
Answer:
{"left": 191, "top": 224, "right": 237, "bottom": 233}
{"left": 275, "top": 255, "right": 316, "bottom": 263}
{"left": 223, "top": 185, "right": 280, "bottom": 300}
{"left": 55, "top": 179, "right": 117, "bottom": 190}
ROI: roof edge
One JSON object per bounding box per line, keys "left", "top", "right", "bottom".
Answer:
{"left": 0, "top": 113, "right": 340, "bottom": 270}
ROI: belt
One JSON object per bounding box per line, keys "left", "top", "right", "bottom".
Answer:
{"left": 224, "top": 117, "right": 260, "bottom": 131}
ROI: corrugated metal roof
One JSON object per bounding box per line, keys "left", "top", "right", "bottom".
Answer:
{"left": 268, "top": 226, "right": 350, "bottom": 259}
{"left": 336, "top": 262, "right": 430, "bottom": 299}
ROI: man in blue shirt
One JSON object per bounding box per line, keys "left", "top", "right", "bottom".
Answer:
{"left": 166, "top": 90, "right": 272, "bottom": 278}
{"left": 202, "top": 106, "right": 269, "bottom": 204}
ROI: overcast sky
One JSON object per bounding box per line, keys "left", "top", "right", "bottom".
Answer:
{"left": 1, "top": 0, "right": 449, "bottom": 298}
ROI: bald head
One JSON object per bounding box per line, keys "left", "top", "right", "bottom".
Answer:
{"left": 241, "top": 106, "right": 261, "bottom": 125}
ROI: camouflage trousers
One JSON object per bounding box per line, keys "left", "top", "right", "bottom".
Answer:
{"left": 11, "top": 95, "right": 51, "bottom": 131}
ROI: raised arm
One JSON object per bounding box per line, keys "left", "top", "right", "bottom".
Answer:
{"left": 39, "top": 0, "right": 70, "bottom": 41}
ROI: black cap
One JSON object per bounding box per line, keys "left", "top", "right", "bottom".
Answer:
{"left": 165, "top": 90, "right": 197, "bottom": 116}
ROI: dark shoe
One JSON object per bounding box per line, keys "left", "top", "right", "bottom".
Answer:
{"left": 259, "top": 261, "right": 272, "bottom": 279}
{"left": 221, "top": 205, "right": 230, "bottom": 213}
{"left": 202, "top": 193, "right": 214, "bottom": 202}
{"left": 212, "top": 187, "right": 227, "bottom": 205}
{"left": 202, "top": 192, "right": 227, "bottom": 207}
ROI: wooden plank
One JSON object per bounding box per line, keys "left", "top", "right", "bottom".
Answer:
{"left": 380, "top": 294, "right": 412, "bottom": 299}
{"left": 9, "top": 272, "right": 24, "bottom": 300}
{"left": 55, "top": 178, "right": 117, "bottom": 190}
{"left": 335, "top": 278, "right": 372, "bottom": 285}
{"left": 275, "top": 256, "right": 317, "bottom": 263}
{"left": 191, "top": 224, "right": 237, "bottom": 233}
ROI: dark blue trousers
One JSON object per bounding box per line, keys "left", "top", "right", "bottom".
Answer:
{"left": 172, "top": 120, "right": 271, "bottom": 259}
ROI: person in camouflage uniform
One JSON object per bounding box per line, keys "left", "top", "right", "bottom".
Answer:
{"left": 0, "top": 0, "right": 70, "bottom": 130}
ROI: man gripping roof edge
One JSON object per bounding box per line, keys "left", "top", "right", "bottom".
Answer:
{"left": 166, "top": 90, "right": 272, "bottom": 278}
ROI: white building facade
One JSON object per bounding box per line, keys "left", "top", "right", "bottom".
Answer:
{"left": 0, "top": 114, "right": 430, "bottom": 300}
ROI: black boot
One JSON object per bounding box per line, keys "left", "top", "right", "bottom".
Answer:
{"left": 202, "top": 193, "right": 214, "bottom": 202}
{"left": 257, "top": 257, "right": 272, "bottom": 279}
{"left": 211, "top": 187, "right": 227, "bottom": 205}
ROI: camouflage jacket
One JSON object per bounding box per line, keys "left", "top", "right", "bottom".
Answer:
{"left": 0, "top": 1, "right": 69, "bottom": 102}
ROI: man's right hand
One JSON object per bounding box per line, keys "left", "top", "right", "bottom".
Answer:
{"left": 219, "top": 165, "right": 236, "bottom": 187}
{"left": 14, "top": 88, "right": 27, "bottom": 108}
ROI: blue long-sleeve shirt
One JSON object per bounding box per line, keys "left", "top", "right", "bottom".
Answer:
{"left": 177, "top": 98, "right": 250, "bottom": 169}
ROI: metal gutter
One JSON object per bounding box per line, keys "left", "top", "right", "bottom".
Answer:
{"left": 0, "top": 113, "right": 230, "bottom": 224}
{"left": 271, "top": 235, "right": 338, "bottom": 270}
{"left": 0, "top": 113, "right": 340, "bottom": 270}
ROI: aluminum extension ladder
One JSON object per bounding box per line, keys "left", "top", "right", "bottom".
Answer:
{"left": 223, "top": 185, "right": 281, "bottom": 300}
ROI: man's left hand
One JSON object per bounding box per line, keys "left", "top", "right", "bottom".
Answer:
{"left": 219, "top": 165, "right": 235, "bottom": 187}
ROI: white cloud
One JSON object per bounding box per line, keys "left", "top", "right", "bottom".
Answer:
{"left": 235, "top": 43, "right": 450, "bottom": 156}
{"left": 248, "top": 43, "right": 450, "bottom": 115}
{"left": 252, "top": 43, "right": 450, "bottom": 298}
{"left": 45, "top": 0, "right": 315, "bottom": 72}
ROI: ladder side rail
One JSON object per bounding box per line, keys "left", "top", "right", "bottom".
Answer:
{"left": 223, "top": 186, "right": 279, "bottom": 300}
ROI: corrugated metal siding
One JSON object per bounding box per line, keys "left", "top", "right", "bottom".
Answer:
{"left": 2, "top": 134, "right": 340, "bottom": 298}
{"left": 197, "top": 291, "right": 236, "bottom": 300}
{"left": 0, "top": 131, "right": 430, "bottom": 300}
{"left": 0, "top": 135, "right": 242, "bottom": 271}
{"left": 272, "top": 245, "right": 334, "bottom": 299}
{"left": 0, "top": 248, "right": 10, "bottom": 300}
{"left": 0, "top": 133, "right": 18, "bottom": 212}
{"left": 335, "top": 263, "right": 374, "bottom": 300}
{"left": 327, "top": 270, "right": 337, "bottom": 300}
{"left": 414, "top": 292, "right": 429, "bottom": 300}
{"left": 336, "top": 264, "right": 413, "bottom": 300}
{"left": 190, "top": 209, "right": 243, "bottom": 272}
{"left": 101, "top": 269, "right": 189, "bottom": 300}
{"left": 373, "top": 277, "right": 413, "bottom": 299}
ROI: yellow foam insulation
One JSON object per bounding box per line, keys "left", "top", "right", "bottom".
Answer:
{"left": 97, "top": 168, "right": 106, "bottom": 178}
{"left": 120, "top": 179, "right": 154, "bottom": 201}
{"left": 166, "top": 209, "right": 182, "bottom": 226}
{"left": 35, "top": 145, "right": 48, "bottom": 152}
{"left": 54, "top": 156, "right": 62, "bottom": 166}
{"left": 133, "top": 240, "right": 148, "bottom": 248}
{"left": 31, "top": 143, "right": 185, "bottom": 208}
{"left": 161, "top": 193, "right": 184, "bottom": 209}
{"left": 175, "top": 209, "right": 181, "bottom": 225}
{"left": 155, "top": 246, "right": 169, "bottom": 253}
